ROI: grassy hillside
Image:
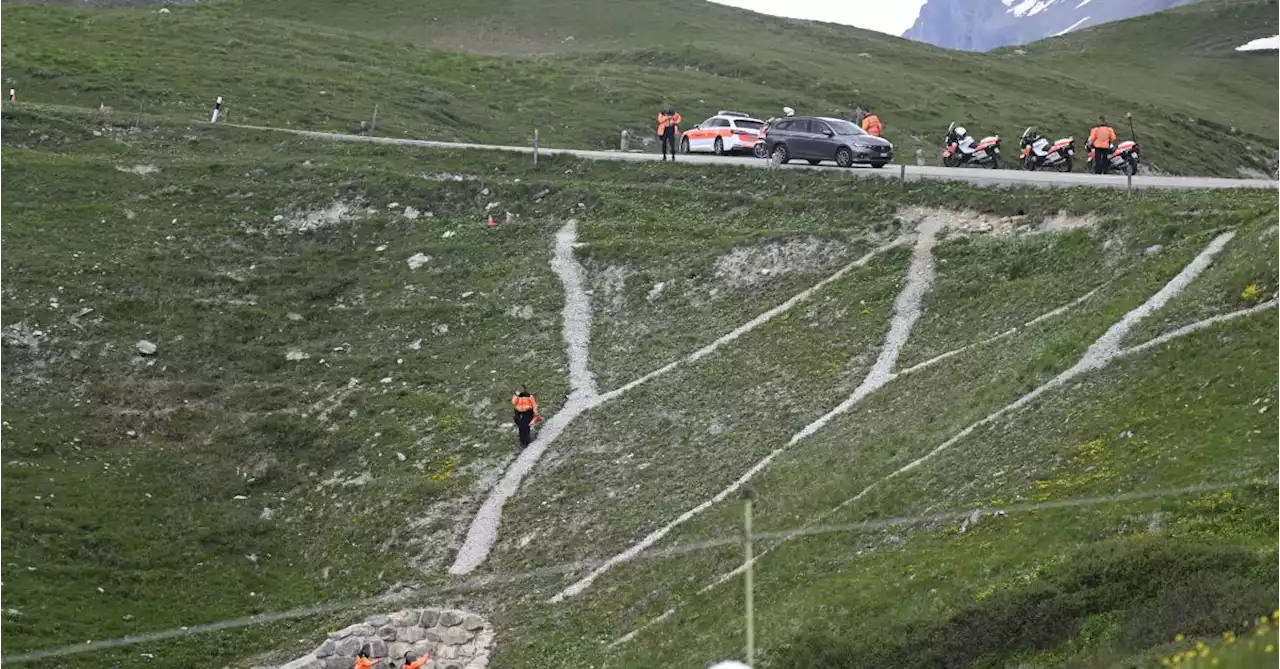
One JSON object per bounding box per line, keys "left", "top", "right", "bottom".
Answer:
{"left": 1, "top": 107, "right": 1276, "bottom": 668}
{"left": 0, "top": 0, "right": 1275, "bottom": 176}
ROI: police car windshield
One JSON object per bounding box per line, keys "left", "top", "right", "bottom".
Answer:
{"left": 825, "top": 119, "right": 866, "bottom": 136}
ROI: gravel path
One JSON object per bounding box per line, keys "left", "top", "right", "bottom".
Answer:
{"left": 450, "top": 221, "right": 599, "bottom": 575}
{"left": 667, "top": 231, "right": 1260, "bottom": 622}
{"left": 552, "top": 224, "right": 941, "bottom": 602}
{"left": 551, "top": 220, "right": 600, "bottom": 401}
{"left": 448, "top": 228, "right": 903, "bottom": 575}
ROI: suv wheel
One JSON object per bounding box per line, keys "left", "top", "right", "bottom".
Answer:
{"left": 771, "top": 144, "right": 790, "bottom": 165}
{"left": 713, "top": 137, "right": 725, "bottom": 155}
{"left": 835, "top": 147, "right": 854, "bottom": 168}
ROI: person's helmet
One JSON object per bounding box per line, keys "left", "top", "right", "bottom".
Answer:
{"left": 783, "top": 106, "right": 794, "bottom": 117}
{"left": 357, "top": 644, "right": 372, "bottom": 658}
{"left": 955, "top": 126, "right": 967, "bottom": 137}
{"left": 405, "top": 652, "right": 419, "bottom": 663}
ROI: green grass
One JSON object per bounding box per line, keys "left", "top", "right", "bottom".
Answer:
{"left": 1, "top": 102, "right": 1276, "bottom": 669}
{"left": 1, "top": 0, "right": 1276, "bottom": 176}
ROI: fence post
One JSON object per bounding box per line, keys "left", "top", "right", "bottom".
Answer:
{"left": 533, "top": 129, "right": 540, "bottom": 166}
{"left": 743, "top": 487, "right": 756, "bottom": 667}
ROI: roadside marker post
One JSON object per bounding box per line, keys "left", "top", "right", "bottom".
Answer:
{"left": 7, "top": 89, "right": 14, "bottom": 103}
{"left": 620, "top": 128, "right": 629, "bottom": 152}
{"left": 1127, "top": 172, "right": 1133, "bottom": 195}
{"left": 900, "top": 163, "right": 906, "bottom": 188}
{"left": 370, "top": 104, "right": 378, "bottom": 136}
{"left": 210, "top": 96, "right": 222, "bottom": 123}
{"left": 742, "top": 487, "right": 756, "bottom": 668}
{"left": 533, "top": 129, "right": 540, "bottom": 167}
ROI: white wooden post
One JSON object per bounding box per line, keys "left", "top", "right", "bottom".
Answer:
{"left": 210, "top": 96, "right": 222, "bottom": 123}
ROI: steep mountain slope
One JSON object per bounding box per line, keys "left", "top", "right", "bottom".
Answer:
{"left": 904, "top": 0, "right": 1200, "bottom": 51}
{"left": 2, "top": 109, "right": 1276, "bottom": 668}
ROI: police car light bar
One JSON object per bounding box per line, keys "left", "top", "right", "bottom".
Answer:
{"left": 717, "top": 110, "right": 751, "bottom": 118}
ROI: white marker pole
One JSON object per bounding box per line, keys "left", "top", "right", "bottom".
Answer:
{"left": 7, "top": 89, "right": 14, "bottom": 103}
{"left": 210, "top": 96, "right": 222, "bottom": 123}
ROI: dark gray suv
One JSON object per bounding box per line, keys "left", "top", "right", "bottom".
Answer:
{"left": 762, "top": 116, "right": 893, "bottom": 168}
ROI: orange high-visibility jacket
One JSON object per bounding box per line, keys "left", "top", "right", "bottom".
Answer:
{"left": 657, "top": 112, "right": 682, "bottom": 135}
{"left": 513, "top": 394, "right": 539, "bottom": 414}
{"left": 1088, "top": 125, "right": 1116, "bottom": 149}
{"left": 861, "top": 115, "right": 882, "bottom": 137}
{"left": 353, "top": 658, "right": 377, "bottom": 669}
{"left": 405, "top": 656, "right": 431, "bottom": 669}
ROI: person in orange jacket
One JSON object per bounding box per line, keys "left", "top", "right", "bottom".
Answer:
{"left": 657, "top": 108, "right": 682, "bottom": 162}
{"left": 403, "top": 651, "right": 431, "bottom": 669}
{"left": 1087, "top": 115, "right": 1117, "bottom": 174}
{"left": 861, "top": 110, "right": 883, "bottom": 137}
{"left": 353, "top": 645, "right": 377, "bottom": 669}
{"left": 512, "top": 386, "right": 542, "bottom": 448}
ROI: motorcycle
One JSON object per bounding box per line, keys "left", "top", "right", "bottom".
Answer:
{"left": 941, "top": 122, "right": 1001, "bottom": 169}
{"left": 754, "top": 107, "right": 794, "bottom": 159}
{"left": 1087, "top": 139, "right": 1141, "bottom": 175}
{"left": 1018, "top": 127, "right": 1074, "bottom": 172}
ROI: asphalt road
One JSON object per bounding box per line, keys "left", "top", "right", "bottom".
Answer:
{"left": 232, "top": 124, "right": 1278, "bottom": 191}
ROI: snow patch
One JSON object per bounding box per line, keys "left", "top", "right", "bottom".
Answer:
{"left": 1237, "top": 35, "right": 1280, "bottom": 51}
{"left": 114, "top": 164, "right": 159, "bottom": 176}
{"left": 1052, "top": 15, "right": 1091, "bottom": 36}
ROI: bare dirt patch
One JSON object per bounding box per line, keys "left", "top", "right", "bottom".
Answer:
{"left": 712, "top": 236, "right": 847, "bottom": 289}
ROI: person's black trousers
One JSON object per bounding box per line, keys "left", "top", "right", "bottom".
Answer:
{"left": 514, "top": 410, "right": 535, "bottom": 447}
{"left": 1093, "top": 146, "right": 1111, "bottom": 174}
{"left": 661, "top": 130, "right": 677, "bottom": 160}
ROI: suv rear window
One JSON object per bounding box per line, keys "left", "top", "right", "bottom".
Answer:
{"left": 733, "top": 120, "right": 764, "bottom": 130}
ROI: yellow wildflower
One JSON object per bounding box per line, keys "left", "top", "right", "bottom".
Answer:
{"left": 1268, "top": 644, "right": 1276, "bottom": 653}
{"left": 1175, "top": 633, "right": 1186, "bottom": 642}
{"left": 1242, "top": 284, "right": 1261, "bottom": 301}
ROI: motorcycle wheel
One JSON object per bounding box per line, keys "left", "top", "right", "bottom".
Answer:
{"left": 1061, "top": 156, "right": 1073, "bottom": 173}
{"left": 942, "top": 153, "right": 959, "bottom": 168}
{"left": 1022, "top": 157, "right": 1036, "bottom": 171}
{"left": 989, "top": 154, "right": 1001, "bottom": 170}
{"left": 1125, "top": 158, "right": 1139, "bottom": 176}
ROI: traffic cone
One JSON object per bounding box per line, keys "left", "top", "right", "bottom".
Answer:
{"left": 486, "top": 214, "right": 497, "bottom": 227}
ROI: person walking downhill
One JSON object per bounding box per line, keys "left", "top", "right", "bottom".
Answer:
{"left": 512, "top": 386, "right": 542, "bottom": 448}
{"left": 657, "top": 107, "right": 682, "bottom": 161}
{"left": 1087, "top": 115, "right": 1117, "bottom": 174}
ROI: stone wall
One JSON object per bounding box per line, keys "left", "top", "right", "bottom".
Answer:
{"left": 278, "top": 608, "right": 494, "bottom": 669}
